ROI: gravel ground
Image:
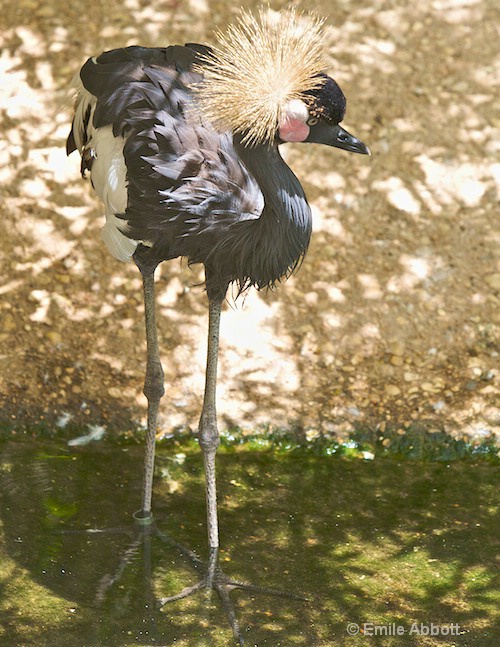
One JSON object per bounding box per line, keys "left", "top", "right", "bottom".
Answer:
{"left": 0, "top": 0, "right": 498, "bottom": 446}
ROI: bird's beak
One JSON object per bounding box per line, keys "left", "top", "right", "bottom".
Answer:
{"left": 308, "top": 123, "right": 371, "bottom": 155}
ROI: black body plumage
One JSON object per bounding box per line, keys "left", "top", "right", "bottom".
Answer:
{"left": 67, "top": 45, "right": 316, "bottom": 300}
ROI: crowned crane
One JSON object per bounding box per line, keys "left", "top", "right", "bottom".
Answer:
{"left": 67, "top": 9, "right": 369, "bottom": 568}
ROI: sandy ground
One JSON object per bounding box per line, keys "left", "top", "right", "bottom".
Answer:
{"left": 0, "top": 0, "right": 498, "bottom": 446}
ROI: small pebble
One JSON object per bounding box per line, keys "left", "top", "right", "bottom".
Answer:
{"left": 2, "top": 314, "right": 16, "bottom": 332}
{"left": 484, "top": 273, "right": 500, "bottom": 290}
{"left": 47, "top": 331, "right": 62, "bottom": 344}
{"left": 385, "top": 385, "right": 401, "bottom": 397}
{"left": 389, "top": 341, "right": 405, "bottom": 356}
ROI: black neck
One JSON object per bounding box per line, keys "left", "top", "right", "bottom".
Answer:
{"left": 234, "top": 137, "right": 313, "bottom": 287}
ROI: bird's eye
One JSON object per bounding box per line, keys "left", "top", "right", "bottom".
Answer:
{"left": 307, "top": 117, "right": 319, "bottom": 126}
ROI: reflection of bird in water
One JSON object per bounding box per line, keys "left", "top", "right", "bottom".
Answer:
{"left": 67, "top": 8, "right": 369, "bottom": 637}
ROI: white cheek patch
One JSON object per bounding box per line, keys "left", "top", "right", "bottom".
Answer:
{"left": 286, "top": 99, "right": 310, "bottom": 122}
{"left": 279, "top": 99, "right": 310, "bottom": 142}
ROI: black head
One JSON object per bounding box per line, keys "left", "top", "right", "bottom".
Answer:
{"left": 277, "top": 73, "right": 370, "bottom": 155}
{"left": 305, "top": 73, "right": 347, "bottom": 125}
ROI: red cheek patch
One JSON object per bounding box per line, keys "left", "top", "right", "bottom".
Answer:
{"left": 279, "top": 118, "right": 310, "bottom": 142}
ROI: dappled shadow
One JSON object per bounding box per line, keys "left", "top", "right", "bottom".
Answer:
{"left": 0, "top": 0, "right": 225, "bottom": 435}
{"left": 0, "top": 3, "right": 498, "bottom": 647}
{"left": 0, "top": 0, "right": 497, "bottom": 446}
{"left": 0, "top": 440, "right": 497, "bottom": 645}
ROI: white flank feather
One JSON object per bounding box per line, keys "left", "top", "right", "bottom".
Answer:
{"left": 88, "top": 127, "right": 138, "bottom": 262}
{"left": 71, "top": 78, "right": 138, "bottom": 262}
{"left": 88, "top": 126, "right": 128, "bottom": 214}
{"left": 71, "top": 80, "right": 96, "bottom": 153}
{"left": 101, "top": 213, "right": 138, "bottom": 262}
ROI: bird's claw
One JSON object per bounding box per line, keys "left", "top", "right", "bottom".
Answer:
{"left": 156, "top": 542, "right": 309, "bottom": 646}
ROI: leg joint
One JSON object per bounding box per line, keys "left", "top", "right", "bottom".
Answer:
{"left": 143, "top": 360, "right": 165, "bottom": 402}
{"left": 198, "top": 410, "right": 220, "bottom": 453}
{"left": 199, "top": 435, "right": 220, "bottom": 453}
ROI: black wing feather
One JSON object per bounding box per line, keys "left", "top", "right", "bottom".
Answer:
{"left": 68, "top": 44, "right": 265, "bottom": 292}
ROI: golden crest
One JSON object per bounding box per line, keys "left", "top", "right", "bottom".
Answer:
{"left": 193, "top": 8, "right": 327, "bottom": 145}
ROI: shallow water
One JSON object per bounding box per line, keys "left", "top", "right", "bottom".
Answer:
{"left": 0, "top": 439, "right": 497, "bottom": 646}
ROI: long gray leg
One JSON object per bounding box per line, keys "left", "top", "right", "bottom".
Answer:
{"left": 199, "top": 296, "right": 223, "bottom": 550}
{"left": 137, "top": 265, "right": 165, "bottom": 518}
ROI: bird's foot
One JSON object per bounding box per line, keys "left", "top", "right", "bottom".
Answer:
{"left": 64, "top": 514, "right": 308, "bottom": 646}
{"left": 159, "top": 546, "right": 308, "bottom": 604}
{"left": 154, "top": 528, "right": 308, "bottom": 646}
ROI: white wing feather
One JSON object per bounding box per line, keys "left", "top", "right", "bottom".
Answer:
{"left": 72, "top": 82, "right": 138, "bottom": 262}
